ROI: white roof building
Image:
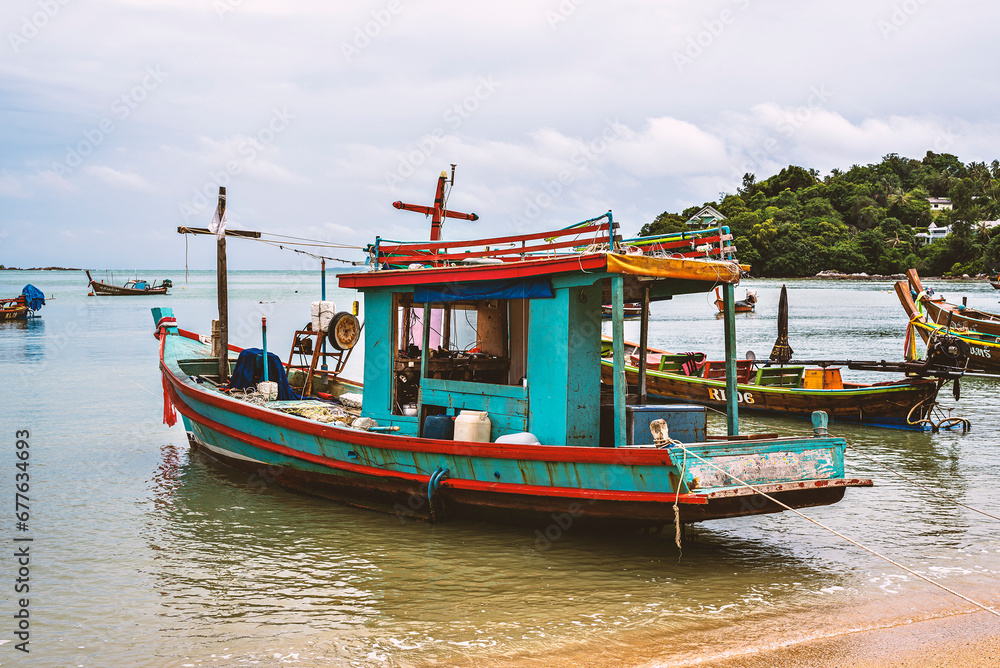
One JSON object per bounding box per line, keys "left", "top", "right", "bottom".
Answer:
{"left": 685, "top": 205, "right": 726, "bottom": 229}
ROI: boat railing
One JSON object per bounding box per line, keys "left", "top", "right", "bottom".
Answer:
{"left": 372, "top": 215, "right": 614, "bottom": 267}
{"left": 621, "top": 226, "right": 736, "bottom": 259}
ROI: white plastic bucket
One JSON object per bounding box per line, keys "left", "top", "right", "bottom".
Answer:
{"left": 454, "top": 410, "right": 491, "bottom": 442}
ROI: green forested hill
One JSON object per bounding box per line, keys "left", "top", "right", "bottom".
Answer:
{"left": 640, "top": 152, "right": 1000, "bottom": 277}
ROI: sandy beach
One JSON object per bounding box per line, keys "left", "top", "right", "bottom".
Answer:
{"left": 698, "top": 610, "right": 1000, "bottom": 668}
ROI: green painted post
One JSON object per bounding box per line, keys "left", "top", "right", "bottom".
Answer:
{"left": 611, "top": 274, "right": 627, "bottom": 447}
{"left": 723, "top": 282, "right": 739, "bottom": 436}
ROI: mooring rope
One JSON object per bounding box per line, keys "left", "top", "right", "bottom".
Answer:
{"left": 846, "top": 445, "right": 1000, "bottom": 522}
{"left": 673, "top": 447, "right": 688, "bottom": 556}
{"left": 670, "top": 443, "right": 1000, "bottom": 618}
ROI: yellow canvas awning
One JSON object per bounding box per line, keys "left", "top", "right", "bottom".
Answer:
{"left": 604, "top": 253, "right": 740, "bottom": 283}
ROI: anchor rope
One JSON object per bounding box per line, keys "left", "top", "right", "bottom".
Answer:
{"left": 846, "top": 445, "right": 1000, "bottom": 522}
{"left": 673, "top": 447, "right": 688, "bottom": 557}
{"left": 670, "top": 443, "right": 1000, "bottom": 618}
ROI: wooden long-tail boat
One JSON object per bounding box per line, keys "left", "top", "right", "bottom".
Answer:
{"left": 87, "top": 270, "right": 171, "bottom": 295}
{"left": 895, "top": 270, "right": 1000, "bottom": 373}
{"left": 903, "top": 269, "right": 1000, "bottom": 337}
{"left": 153, "top": 173, "right": 871, "bottom": 529}
{"left": 715, "top": 287, "right": 756, "bottom": 314}
{"left": 599, "top": 340, "right": 945, "bottom": 430}
{"left": 0, "top": 285, "right": 44, "bottom": 320}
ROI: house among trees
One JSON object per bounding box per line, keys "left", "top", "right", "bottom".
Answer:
{"left": 685, "top": 205, "right": 726, "bottom": 229}
{"left": 927, "top": 197, "right": 953, "bottom": 212}
{"left": 916, "top": 221, "right": 952, "bottom": 245}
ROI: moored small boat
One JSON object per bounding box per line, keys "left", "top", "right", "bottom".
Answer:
{"left": 896, "top": 269, "right": 1000, "bottom": 373}
{"left": 87, "top": 270, "right": 171, "bottom": 296}
{"left": 154, "top": 172, "right": 872, "bottom": 530}
{"left": 600, "top": 340, "right": 946, "bottom": 430}
{"left": 0, "top": 285, "right": 45, "bottom": 320}
{"left": 715, "top": 286, "right": 756, "bottom": 314}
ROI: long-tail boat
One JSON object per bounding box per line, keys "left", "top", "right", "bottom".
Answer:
{"left": 599, "top": 340, "right": 946, "bottom": 430}
{"left": 153, "top": 172, "right": 872, "bottom": 529}
{"left": 895, "top": 269, "right": 1000, "bottom": 373}
{"left": 0, "top": 285, "right": 44, "bottom": 321}
{"left": 87, "top": 270, "right": 172, "bottom": 295}
{"left": 715, "top": 286, "right": 756, "bottom": 314}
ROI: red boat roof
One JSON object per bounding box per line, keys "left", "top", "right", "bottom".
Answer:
{"left": 339, "top": 252, "right": 740, "bottom": 290}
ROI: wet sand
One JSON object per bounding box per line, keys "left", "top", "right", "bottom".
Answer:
{"left": 693, "top": 610, "right": 1000, "bottom": 668}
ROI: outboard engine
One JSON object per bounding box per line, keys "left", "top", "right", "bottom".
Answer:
{"left": 926, "top": 333, "right": 970, "bottom": 370}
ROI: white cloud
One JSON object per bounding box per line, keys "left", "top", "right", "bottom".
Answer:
{"left": 3, "top": 0, "right": 1000, "bottom": 267}
{"left": 0, "top": 172, "right": 27, "bottom": 197}
{"left": 83, "top": 165, "right": 154, "bottom": 192}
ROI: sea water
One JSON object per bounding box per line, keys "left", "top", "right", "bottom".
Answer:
{"left": 1, "top": 270, "right": 998, "bottom": 667}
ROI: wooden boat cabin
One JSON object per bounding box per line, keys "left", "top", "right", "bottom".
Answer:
{"left": 342, "top": 221, "right": 760, "bottom": 447}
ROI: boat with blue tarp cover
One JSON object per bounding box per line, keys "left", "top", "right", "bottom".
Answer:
{"left": 153, "top": 171, "right": 872, "bottom": 529}
{"left": 1, "top": 284, "right": 45, "bottom": 320}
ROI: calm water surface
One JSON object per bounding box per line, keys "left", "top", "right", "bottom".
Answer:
{"left": 1, "top": 270, "right": 998, "bottom": 668}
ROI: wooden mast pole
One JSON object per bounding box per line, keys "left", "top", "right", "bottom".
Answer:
{"left": 216, "top": 187, "right": 229, "bottom": 382}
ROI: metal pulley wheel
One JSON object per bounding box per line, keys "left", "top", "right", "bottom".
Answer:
{"left": 328, "top": 312, "right": 361, "bottom": 350}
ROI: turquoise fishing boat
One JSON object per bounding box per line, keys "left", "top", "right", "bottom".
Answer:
{"left": 154, "top": 179, "right": 871, "bottom": 529}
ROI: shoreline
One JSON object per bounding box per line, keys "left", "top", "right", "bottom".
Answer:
{"left": 677, "top": 609, "right": 1000, "bottom": 668}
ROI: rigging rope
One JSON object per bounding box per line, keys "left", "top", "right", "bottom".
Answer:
{"left": 670, "top": 443, "right": 1000, "bottom": 618}
{"left": 846, "top": 445, "right": 1000, "bottom": 522}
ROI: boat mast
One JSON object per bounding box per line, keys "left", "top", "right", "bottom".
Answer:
{"left": 392, "top": 165, "right": 479, "bottom": 248}
{"left": 216, "top": 188, "right": 229, "bottom": 382}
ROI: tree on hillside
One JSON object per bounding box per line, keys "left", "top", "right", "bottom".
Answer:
{"left": 639, "top": 212, "right": 686, "bottom": 237}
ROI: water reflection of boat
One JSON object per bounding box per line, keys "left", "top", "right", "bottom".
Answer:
{"left": 0, "top": 285, "right": 44, "bottom": 320}
{"left": 154, "top": 172, "right": 871, "bottom": 530}
{"left": 87, "top": 270, "right": 172, "bottom": 296}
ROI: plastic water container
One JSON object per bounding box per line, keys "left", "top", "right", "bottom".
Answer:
{"left": 424, "top": 415, "right": 454, "bottom": 440}
{"left": 311, "top": 301, "right": 336, "bottom": 332}
{"left": 454, "top": 410, "right": 491, "bottom": 442}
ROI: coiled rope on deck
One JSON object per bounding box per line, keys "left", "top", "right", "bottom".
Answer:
{"left": 670, "top": 443, "right": 1000, "bottom": 618}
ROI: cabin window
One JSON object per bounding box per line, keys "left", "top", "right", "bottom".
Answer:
{"left": 390, "top": 293, "right": 526, "bottom": 415}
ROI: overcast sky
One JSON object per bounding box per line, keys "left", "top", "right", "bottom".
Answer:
{"left": 2, "top": 0, "right": 998, "bottom": 270}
